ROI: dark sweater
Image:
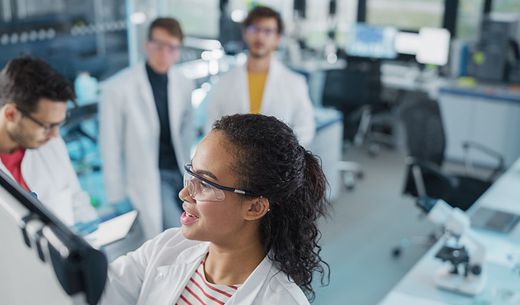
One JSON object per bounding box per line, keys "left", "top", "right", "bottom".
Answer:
{"left": 145, "top": 62, "right": 179, "bottom": 171}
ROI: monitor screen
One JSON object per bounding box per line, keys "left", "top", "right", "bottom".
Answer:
{"left": 393, "top": 28, "right": 450, "bottom": 66}
{"left": 416, "top": 27, "right": 450, "bottom": 66}
{"left": 394, "top": 31, "right": 421, "bottom": 55}
{"left": 346, "top": 24, "right": 397, "bottom": 59}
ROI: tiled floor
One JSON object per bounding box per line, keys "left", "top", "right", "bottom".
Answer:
{"left": 311, "top": 147, "right": 434, "bottom": 305}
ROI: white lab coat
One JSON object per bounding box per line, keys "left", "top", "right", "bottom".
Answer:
{"left": 99, "top": 63, "right": 194, "bottom": 239}
{"left": 0, "top": 137, "right": 82, "bottom": 225}
{"left": 205, "top": 57, "right": 315, "bottom": 147}
{"left": 100, "top": 228, "right": 310, "bottom": 305}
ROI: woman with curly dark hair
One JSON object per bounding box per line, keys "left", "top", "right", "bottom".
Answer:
{"left": 100, "top": 114, "right": 330, "bottom": 305}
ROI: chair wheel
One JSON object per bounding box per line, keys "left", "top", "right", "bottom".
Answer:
{"left": 342, "top": 173, "right": 356, "bottom": 190}
{"left": 368, "top": 144, "right": 380, "bottom": 157}
{"left": 391, "top": 247, "right": 402, "bottom": 259}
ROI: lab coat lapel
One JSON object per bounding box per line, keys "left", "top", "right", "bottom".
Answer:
{"left": 20, "top": 149, "right": 39, "bottom": 192}
{"left": 227, "top": 255, "right": 274, "bottom": 305}
{"left": 137, "top": 63, "right": 160, "bottom": 135}
{"left": 259, "top": 56, "right": 279, "bottom": 114}
{"left": 238, "top": 64, "right": 251, "bottom": 113}
{"left": 20, "top": 149, "right": 54, "bottom": 196}
{"left": 167, "top": 68, "right": 181, "bottom": 144}
{"left": 154, "top": 243, "right": 209, "bottom": 305}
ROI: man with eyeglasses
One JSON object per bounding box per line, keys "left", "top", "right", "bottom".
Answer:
{"left": 205, "top": 6, "right": 315, "bottom": 147}
{"left": 0, "top": 56, "right": 90, "bottom": 225}
{"left": 99, "top": 17, "right": 194, "bottom": 239}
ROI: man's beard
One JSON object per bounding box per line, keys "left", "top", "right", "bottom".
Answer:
{"left": 7, "top": 128, "right": 39, "bottom": 149}
{"left": 249, "top": 49, "right": 270, "bottom": 59}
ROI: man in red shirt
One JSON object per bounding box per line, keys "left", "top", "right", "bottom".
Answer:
{"left": 0, "top": 57, "right": 87, "bottom": 225}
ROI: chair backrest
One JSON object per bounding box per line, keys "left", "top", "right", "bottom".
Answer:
{"left": 321, "top": 61, "right": 381, "bottom": 110}
{"left": 399, "top": 91, "right": 445, "bottom": 166}
{"left": 400, "top": 91, "right": 491, "bottom": 210}
{"left": 400, "top": 91, "right": 453, "bottom": 202}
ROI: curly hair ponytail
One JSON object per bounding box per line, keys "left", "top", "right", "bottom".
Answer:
{"left": 213, "top": 114, "right": 330, "bottom": 301}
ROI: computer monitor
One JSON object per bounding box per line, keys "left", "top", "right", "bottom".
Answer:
{"left": 346, "top": 23, "right": 398, "bottom": 59}
{"left": 394, "top": 27, "right": 450, "bottom": 66}
{"left": 416, "top": 27, "right": 451, "bottom": 66}
{"left": 394, "top": 31, "right": 421, "bottom": 55}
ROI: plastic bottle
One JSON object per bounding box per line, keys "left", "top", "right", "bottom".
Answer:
{"left": 74, "top": 72, "right": 99, "bottom": 105}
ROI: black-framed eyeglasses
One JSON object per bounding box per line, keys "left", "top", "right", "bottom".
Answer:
{"left": 149, "top": 39, "right": 182, "bottom": 53}
{"left": 183, "top": 163, "right": 258, "bottom": 202}
{"left": 18, "top": 108, "right": 68, "bottom": 133}
{"left": 245, "top": 25, "right": 278, "bottom": 37}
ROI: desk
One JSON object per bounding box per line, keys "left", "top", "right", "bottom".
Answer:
{"left": 380, "top": 63, "right": 448, "bottom": 99}
{"left": 378, "top": 159, "right": 520, "bottom": 305}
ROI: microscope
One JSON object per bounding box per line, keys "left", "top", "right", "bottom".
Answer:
{"left": 417, "top": 197, "right": 486, "bottom": 296}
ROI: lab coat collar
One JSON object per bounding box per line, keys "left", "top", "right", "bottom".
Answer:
{"left": 136, "top": 63, "right": 160, "bottom": 134}
{"left": 158, "top": 242, "right": 274, "bottom": 305}
{"left": 0, "top": 147, "right": 40, "bottom": 190}
{"left": 166, "top": 67, "right": 183, "bottom": 143}
{"left": 227, "top": 253, "right": 274, "bottom": 305}
{"left": 242, "top": 53, "right": 280, "bottom": 72}
{"left": 259, "top": 56, "right": 281, "bottom": 114}
{"left": 155, "top": 242, "right": 208, "bottom": 305}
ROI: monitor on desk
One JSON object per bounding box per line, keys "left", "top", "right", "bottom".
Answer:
{"left": 394, "top": 27, "right": 451, "bottom": 66}
{"left": 345, "top": 24, "right": 398, "bottom": 60}
{"left": 416, "top": 27, "right": 450, "bottom": 66}
{"left": 394, "top": 31, "right": 421, "bottom": 55}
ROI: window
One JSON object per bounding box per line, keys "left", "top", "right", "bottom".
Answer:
{"left": 167, "top": 0, "right": 219, "bottom": 38}
{"left": 493, "top": 0, "right": 520, "bottom": 13}
{"left": 492, "top": 0, "right": 520, "bottom": 41}
{"left": 367, "top": 0, "right": 444, "bottom": 30}
{"left": 456, "top": 0, "right": 484, "bottom": 40}
{"left": 292, "top": 0, "right": 357, "bottom": 49}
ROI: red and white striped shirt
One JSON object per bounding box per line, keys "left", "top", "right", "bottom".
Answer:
{"left": 176, "top": 259, "right": 240, "bottom": 305}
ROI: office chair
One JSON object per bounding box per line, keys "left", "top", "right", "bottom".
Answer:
{"left": 400, "top": 91, "right": 504, "bottom": 210}
{"left": 320, "top": 66, "right": 373, "bottom": 190}
{"left": 322, "top": 60, "right": 394, "bottom": 154}
{"left": 392, "top": 91, "right": 505, "bottom": 258}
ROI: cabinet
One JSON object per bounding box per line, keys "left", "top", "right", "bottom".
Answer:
{"left": 439, "top": 86, "right": 520, "bottom": 167}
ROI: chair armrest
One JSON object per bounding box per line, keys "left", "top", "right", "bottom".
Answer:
{"left": 461, "top": 141, "right": 505, "bottom": 181}
{"left": 410, "top": 158, "right": 459, "bottom": 189}
{"left": 403, "top": 157, "right": 459, "bottom": 199}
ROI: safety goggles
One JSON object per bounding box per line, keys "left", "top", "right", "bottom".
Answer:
{"left": 183, "top": 163, "right": 257, "bottom": 202}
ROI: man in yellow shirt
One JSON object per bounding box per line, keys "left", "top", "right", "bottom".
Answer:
{"left": 247, "top": 71, "right": 268, "bottom": 114}
{"left": 206, "top": 6, "right": 315, "bottom": 146}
